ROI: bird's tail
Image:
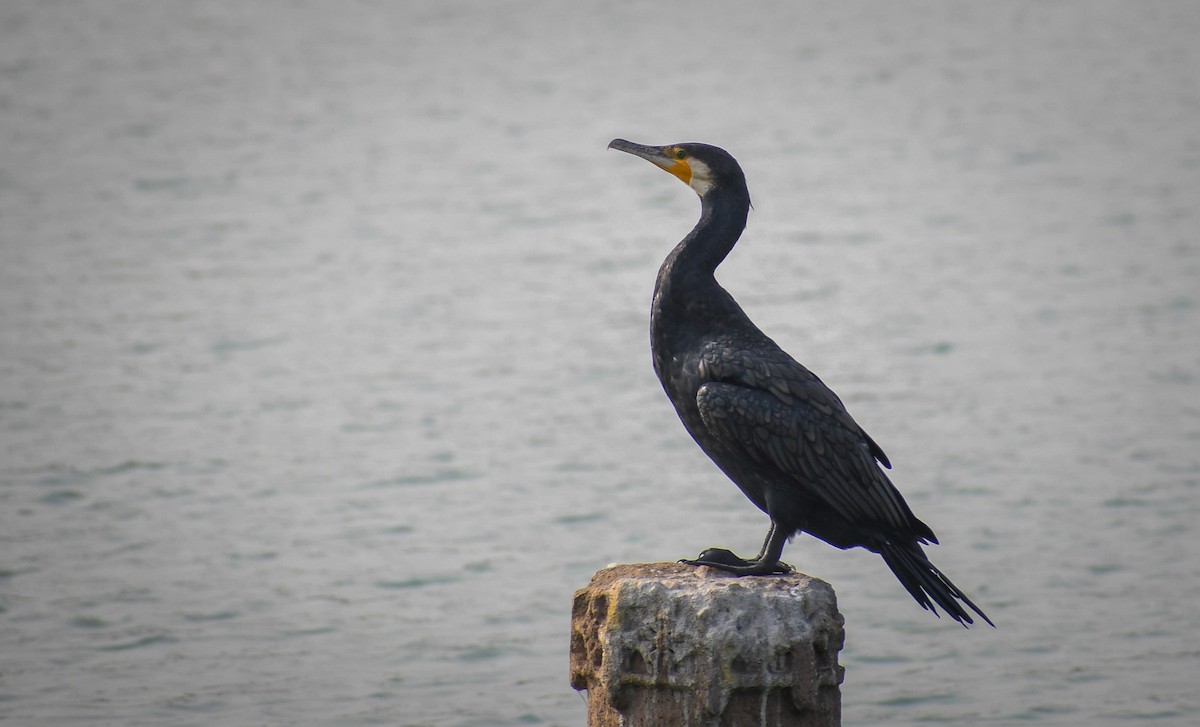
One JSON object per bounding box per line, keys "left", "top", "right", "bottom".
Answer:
{"left": 879, "top": 540, "right": 994, "bottom": 628}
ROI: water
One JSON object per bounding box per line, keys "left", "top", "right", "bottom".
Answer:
{"left": 1, "top": 1, "right": 1198, "bottom": 724}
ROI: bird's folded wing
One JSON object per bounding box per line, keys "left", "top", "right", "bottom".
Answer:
{"left": 698, "top": 346, "right": 891, "bottom": 468}
{"left": 695, "top": 380, "right": 923, "bottom": 537}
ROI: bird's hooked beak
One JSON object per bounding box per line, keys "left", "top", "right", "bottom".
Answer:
{"left": 608, "top": 138, "right": 694, "bottom": 186}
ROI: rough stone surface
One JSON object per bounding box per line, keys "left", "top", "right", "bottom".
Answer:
{"left": 570, "top": 562, "right": 844, "bottom": 727}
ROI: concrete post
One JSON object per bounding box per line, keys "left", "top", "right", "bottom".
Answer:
{"left": 570, "top": 562, "right": 844, "bottom": 727}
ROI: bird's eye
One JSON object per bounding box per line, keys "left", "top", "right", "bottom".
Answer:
{"left": 675, "top": 149, "right": 688, "bottom": 160}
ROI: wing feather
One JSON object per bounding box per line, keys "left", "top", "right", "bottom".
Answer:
{"left": 695, "top": 342, "right": 927, "bottom": 539}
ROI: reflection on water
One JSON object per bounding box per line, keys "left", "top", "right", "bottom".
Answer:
{"left": 1, "top": 1, "right": 1198, "bottom": 725}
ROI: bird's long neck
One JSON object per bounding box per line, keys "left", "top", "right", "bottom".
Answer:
{"left": 655, "top": 184, "right": 751, "bottom": 302}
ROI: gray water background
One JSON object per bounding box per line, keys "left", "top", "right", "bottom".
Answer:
{"left": 2, "top": 1, "right": 1198, "bottom": 725}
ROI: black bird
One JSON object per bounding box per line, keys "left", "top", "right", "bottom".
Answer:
{"left": 609, "top": 138, "right": 992, "bottom": 627}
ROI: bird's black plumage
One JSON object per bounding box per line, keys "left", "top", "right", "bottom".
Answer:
{"left": 609, "top": 138, "right": 992, "bottom": 627}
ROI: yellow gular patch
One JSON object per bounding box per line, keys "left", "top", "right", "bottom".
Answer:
{"left": 667, "top": 159, "right": 692, "bottom": 185}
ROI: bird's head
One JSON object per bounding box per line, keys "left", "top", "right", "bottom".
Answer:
{"left": 608, "top": 139, "right": 746, "bottom": 199}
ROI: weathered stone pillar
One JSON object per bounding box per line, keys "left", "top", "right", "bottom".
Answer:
{"left": 570, "top": 562, "right": 843, "bottom": 727}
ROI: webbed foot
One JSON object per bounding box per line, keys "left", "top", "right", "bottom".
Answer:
{"left": 681, "top": 547, "right": 793, "bottom": 575}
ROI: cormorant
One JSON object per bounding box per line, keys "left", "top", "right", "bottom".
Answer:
{"left": 609, "top": 138, "right": 992, "bottom": 627}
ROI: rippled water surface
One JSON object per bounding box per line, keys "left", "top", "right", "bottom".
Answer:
{"left": 2, "top": 2, "right": 1199, "bottom": 725}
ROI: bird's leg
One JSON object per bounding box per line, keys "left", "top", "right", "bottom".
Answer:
{"left": 754, "top": 522, "right": 776, "bottom": 560}
{"left": 751, "top": 522, "right": 793, "bottom": 571}
{"left": 682, "top": 521, "right": 793, "bottom": 575}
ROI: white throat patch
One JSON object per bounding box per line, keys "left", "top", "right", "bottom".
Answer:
{"left": 687, "top": 158, "right": 715, "bottom": 196}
